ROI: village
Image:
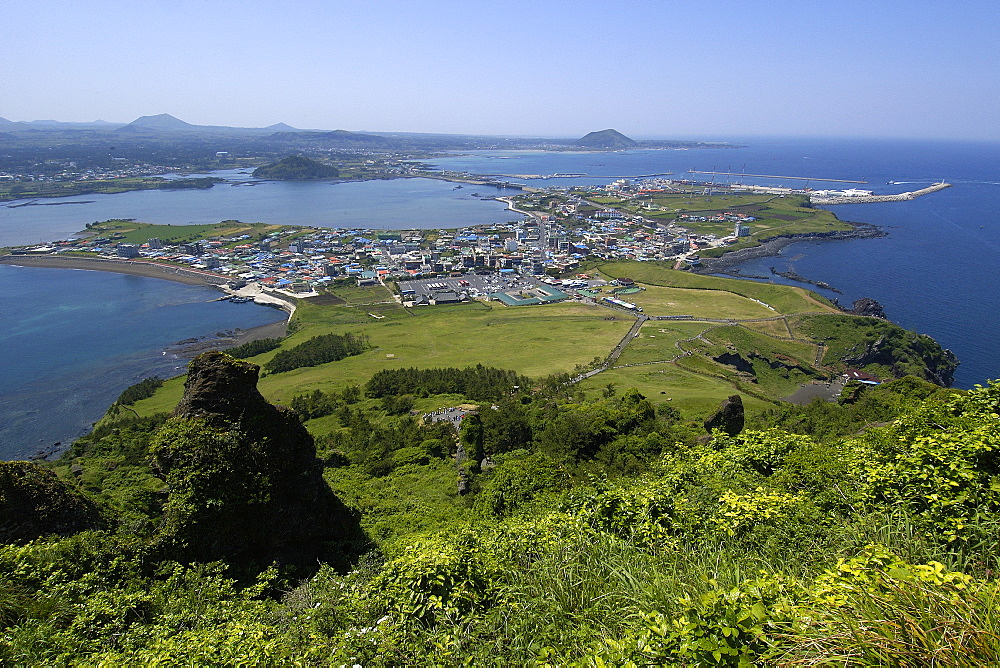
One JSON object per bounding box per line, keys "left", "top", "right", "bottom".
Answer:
{"left": 9, "top": 175, "right": 770, "bottom": 307}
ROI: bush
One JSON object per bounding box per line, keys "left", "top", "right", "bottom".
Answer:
{"left": 225, "top": 337, "right": 282, "bottom": 359}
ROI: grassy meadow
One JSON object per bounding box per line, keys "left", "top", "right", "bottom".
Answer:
{"left": 129, "top": 261, "right": 858, "bottom": 424}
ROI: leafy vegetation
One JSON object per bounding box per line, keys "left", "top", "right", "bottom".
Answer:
{"left": 365, "top": 365, "right": 529, "bottom": 401}
{"left": 113, "top": 376, "right": 163, "bottom": 406}
{"left": 2, "top": 256, "right": 989, "bottom": 663}
{"left": 8, "top": 357, "right": 1000, "bottom": 663}
{"left": 263, "top": 332, "right": 367, "bottom": 374}
{"left": 225, "top": 336, "right": 283, "bottom": 359}
{"left": 252, "top": 155, "right": 340, "bottom": 180}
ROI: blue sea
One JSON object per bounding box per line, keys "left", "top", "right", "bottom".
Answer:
{"left": 0, "top": 265, "right": 285, "bottom": 460}
{"left": 430, "top": 138, "right": 1000, "bottom": 389}
{"left": 0, "top": 174, "right": 521, "bottom": 247}
{"left": 1, "top": 136, "right": 997, "bottom": 458}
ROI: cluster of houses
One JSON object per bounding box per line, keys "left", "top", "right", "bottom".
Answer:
{"left": 0, "top": 162, "right": 177, "bottom": 183}
{"left": 16, "top": 175, "right": 763, "bottom": 294}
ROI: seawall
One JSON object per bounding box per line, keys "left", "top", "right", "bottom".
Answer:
{"left": 810, "top": 182, "right": 951, "bottom": 205}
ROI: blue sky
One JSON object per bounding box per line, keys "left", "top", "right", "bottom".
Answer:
{"left": 3, "top": 0, "right": 997, "bottom": 140}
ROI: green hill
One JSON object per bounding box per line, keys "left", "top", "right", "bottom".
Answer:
{"left": 252, "top": 155, "right": 340, "bottom": 180}
{"left": 1, "top": 263, "right": 991, "bottom": 665}
{"left": 575, "top": 128, "right": 636, "bottom": 149}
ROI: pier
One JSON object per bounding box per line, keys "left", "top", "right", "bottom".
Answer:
{"left": 688, "top": 170, "right": 867, "bottom": 184}
{"left": 810, "top": 182, "right": 951, "bottom": 205}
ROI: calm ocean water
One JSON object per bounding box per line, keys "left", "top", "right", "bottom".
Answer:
{"left": 0, "top": 265, "right": 284, "bottom": 460}
{"left": 431, "top": 138, "right": 1000, "bottom": 389}
{"left": 0, "top": 175, "right": 521, "bottom": 247}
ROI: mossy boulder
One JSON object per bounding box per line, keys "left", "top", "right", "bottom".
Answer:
{"left": 0, "top": 461, "right": 103, "bottom": 544}
{"left": 150, "top": 352, "right": 362, "bottom": 570}
{"left": 705, "top": 394, "right": 745, "bottom": 436}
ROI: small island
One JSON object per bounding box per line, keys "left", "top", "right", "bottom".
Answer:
{"left": 575, "top": 128, "right": 637, "bottom": 150}
{"left": 251, "top": 155, "right": 340, "bottom": 181}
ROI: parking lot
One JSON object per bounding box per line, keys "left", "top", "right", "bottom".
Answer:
{"left": 399, "top": 272, "right": 547, "bottom": 301}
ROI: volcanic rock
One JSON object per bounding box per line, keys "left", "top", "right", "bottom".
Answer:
{"left": 704, "top": 394, "right": 745, "bottom": 436}
{"left": 151, "top": 351, "right": 362, "bottom": 570}
{"left": 0, "top": 461, "right": 103, "bottom": 544}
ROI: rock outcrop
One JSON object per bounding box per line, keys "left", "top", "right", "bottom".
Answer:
{"left": 151, "top": 351, "right": 362, "bottom": 570}
{"left": 847, "top": 298, "right": 887, "bottom": 319}
{"left": 704, "top": 395, "right": 745, "bottom": 436}
{"left": 840, "top": 332, "right": 959, "bottom": 387}
{"left": 0, "top": 461, "right": 103, "bottom": 544}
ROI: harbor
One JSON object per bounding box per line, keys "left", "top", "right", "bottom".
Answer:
{"left": 809, "top": 181, "right": 952, "bottom": 204}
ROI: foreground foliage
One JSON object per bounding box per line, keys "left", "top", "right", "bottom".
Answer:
{"left": 5, "top": 373, "right": 1000, "bottom": 664}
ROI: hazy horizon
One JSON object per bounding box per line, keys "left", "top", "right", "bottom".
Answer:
{"left": 4, "top": 0, "right": 997, "bottom": 142}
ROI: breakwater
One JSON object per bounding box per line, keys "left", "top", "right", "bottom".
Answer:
{"left": 810, "top": 182, "right": 951, "bottom": 204}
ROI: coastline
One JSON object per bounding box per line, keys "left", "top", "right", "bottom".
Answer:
{"left": 0, "top": 253, "right": 297, "bottom": 318}
{"left": 0, "top": 254, "right": 228, "bottom": 287}
{"left": 690, "top": 222, "right": 886, "bottom": 274}
{"left": 0, "top": 256, "right": 291, "bottom": 461}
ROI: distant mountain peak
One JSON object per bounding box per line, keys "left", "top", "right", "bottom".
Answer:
{"left": 265, "top": 122, "right": 298, "bottom": 132}
{"left": 575, "top": 128, "right": 636, "bottom": 149}
{"left": 126, "top": 113, "right": 193, "bottom": 130}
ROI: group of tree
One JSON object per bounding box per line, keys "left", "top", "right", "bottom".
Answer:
{"left": 365, "top": 365, "right": 530, "bottom": 401}
{"left": 263, "top": 332, "right": 367, "bottom": 374}
{"left": 225, "top": 336, "right": 283, "bottom": 359}
{"left": 112, "top": 376, "right": 164, "bottom": 406}
{"left": 289, "top": 385, "right": 361, "bottom": 420}
{"left": 6, "top": 366, "right": 1000, "bottom": 664}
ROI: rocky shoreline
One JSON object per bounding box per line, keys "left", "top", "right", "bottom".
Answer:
{"left": 691, "top": 222, "right": 886, "bottom": 274}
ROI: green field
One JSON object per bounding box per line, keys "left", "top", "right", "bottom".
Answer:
{"left": 615, "top": 322, "right": 712, "bottom": 366}
{"left": 593, "top": 261, "right": 838, "bottom": 314}
{"left": 633, "top": 192, "right": 850, "bottom": 239}
{"left": 131, "top": 261, "right": 889, "bottom": 426}
{"left": 634, "top": 285, "right": 780, "bottom": 319}
{"left": 84, "top": 220, "right": 285, "bottom": 246}
{"left": 579, "top": 363, "right": 773, "bottom": 416}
